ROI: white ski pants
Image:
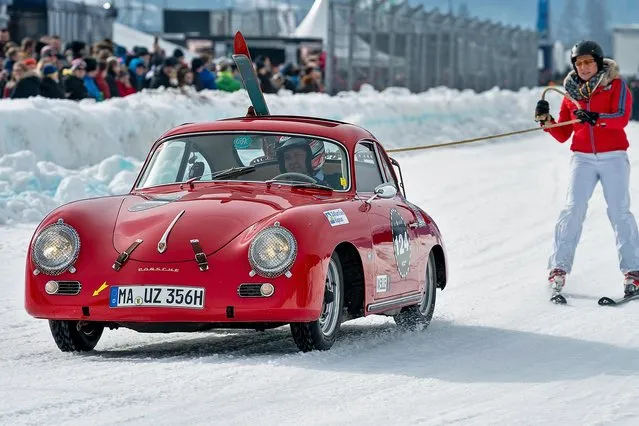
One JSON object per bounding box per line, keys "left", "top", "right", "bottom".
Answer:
{"left": 549, "top": 150, "right": 639, "bottom": 274}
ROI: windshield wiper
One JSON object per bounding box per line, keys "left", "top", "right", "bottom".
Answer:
{"left": 179, "top": 166, "right": 256, "bottom": 190}
{"left": 209, "top": 166, "right": 256, "bottom": 180}
{"left": 266, "top": 180, "right": 333, "bottom": 191}
{"left": 292, "top": 183, "right": 333, "bottom": 191}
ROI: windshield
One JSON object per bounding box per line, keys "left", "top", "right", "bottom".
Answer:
{"left": 135, "top": 133, "right": 350, "bottom": 191}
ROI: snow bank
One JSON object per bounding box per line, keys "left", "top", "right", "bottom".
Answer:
{"left": 0, "top": 85, "right": 552, "bottom": 223}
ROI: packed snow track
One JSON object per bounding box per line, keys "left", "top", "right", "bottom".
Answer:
{"left": 3, "top": 124, "right": 639, "bottom": 425}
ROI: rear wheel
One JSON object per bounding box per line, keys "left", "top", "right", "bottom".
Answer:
{"left": 49, "top": 320, "right": 104, "bottom": 352}
{"left": 394, "top": 251, "right": 437, "bottom": 330}
{"left": 290, "top": 252, "right": 344, "bottom": 352}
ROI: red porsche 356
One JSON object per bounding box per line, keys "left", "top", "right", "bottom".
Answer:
{"left": 24, "top": 34, "right": 448, "bottom": 353}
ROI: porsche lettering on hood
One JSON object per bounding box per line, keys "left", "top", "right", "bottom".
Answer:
{"left": 113, "top": 194, "right": 284, "bottom": 262}
{"left": 138, "top": 267, "right": 180, "bottom": 272}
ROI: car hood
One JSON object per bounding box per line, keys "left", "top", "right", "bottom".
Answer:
{"left": 113, "top": 187, "right": 294, "bottom": 262}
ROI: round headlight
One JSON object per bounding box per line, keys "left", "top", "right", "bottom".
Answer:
{"left": 31, "top": 222, "right": 81, "bottom": 275}
{"left": 248, "top": 225, "right": 297, "bottom": 278}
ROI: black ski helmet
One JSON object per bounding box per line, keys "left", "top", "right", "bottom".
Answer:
{"left": 570, "top": 40, "right": 604, "bottom": 72}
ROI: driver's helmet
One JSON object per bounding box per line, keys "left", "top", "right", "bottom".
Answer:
{"left": 276, "top": 137, "right": 326, "bottom": 175}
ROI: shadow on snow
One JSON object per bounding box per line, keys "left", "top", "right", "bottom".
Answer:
{"left": 83, "top": 318, "right": 639, "bottom": 384}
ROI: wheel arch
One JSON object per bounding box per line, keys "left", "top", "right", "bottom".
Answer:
{"left": 431, "top": 244, "right": 447, "bottom": 290}
{"left": 334, "top": 242, "right": 366, "bottom": 317}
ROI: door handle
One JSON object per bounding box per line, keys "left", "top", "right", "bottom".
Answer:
{"left": 408, "top": 222, "right": 419, "bottom": 229}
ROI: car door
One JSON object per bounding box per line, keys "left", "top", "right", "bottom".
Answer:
{"left": 354, "top": 141, "right": 420, "bottom": 299}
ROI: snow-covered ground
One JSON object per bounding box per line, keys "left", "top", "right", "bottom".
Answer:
{"left": 2, "top": 87, "right": 639, "bottom": 425}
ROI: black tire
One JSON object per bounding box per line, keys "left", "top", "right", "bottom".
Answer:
{"left": 49, "top": 320, "right": 104, "bottom": 352}
{"left": 290, "top": 252, "right": 344, "bottom": 352}
{"left": 394, "top": 251, "right": 437, "bottom": 331}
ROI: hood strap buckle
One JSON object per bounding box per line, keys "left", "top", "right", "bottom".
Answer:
{"left": 113, "top": 239, "right": 143, "bottom": 271}
{"left": 190, "top": 239, "right": 209, "bottom": 271}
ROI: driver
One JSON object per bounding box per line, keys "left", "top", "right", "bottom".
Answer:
{"left": 275, "top": 137, "right": 342, "bottom": 189}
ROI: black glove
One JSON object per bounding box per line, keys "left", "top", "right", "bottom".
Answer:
{"left": 535, "top": 100, "right": 549, "bottom": 116}
{"left": 574, "top": 109, "right": 599, "bottom": 126}
{"left": 535, "top": 100, "right": 551, "bottom": 123}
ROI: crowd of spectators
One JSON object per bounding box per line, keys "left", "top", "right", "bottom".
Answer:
{"left": 0, "top": 28, "right": 327, "bottom": 102}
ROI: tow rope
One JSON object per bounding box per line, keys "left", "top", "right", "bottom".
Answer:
{"left": 386, "top": 87, "right": 582, "bottom": 153}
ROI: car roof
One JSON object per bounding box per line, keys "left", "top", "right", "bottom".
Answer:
{"left": 159, "top": 115, "right": 378, "bottom": 148}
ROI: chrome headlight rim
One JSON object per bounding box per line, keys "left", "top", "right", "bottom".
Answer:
{"left": 248, "top": 224, "right": 297, "bottom": 278}
{"left": 31, "top": 221, "right": 81, "bottom": 276}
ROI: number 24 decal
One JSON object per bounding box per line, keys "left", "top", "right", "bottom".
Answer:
{"left": 394, "top": 232, "right": 409, "bottom": 254}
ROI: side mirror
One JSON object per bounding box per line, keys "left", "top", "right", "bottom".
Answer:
{"left": 365, "top": 183, "right": 397, "bottom": 204}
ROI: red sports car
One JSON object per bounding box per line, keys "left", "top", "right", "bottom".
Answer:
{"left": 25, "top": 114, "right": 448, "bottom": 352}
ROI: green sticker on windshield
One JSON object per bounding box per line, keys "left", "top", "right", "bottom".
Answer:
{"left": 234, "top": 136, "right": 252, "bottom": 149}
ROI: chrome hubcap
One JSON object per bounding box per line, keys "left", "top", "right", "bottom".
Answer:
{"left": 318, "top": 258, "right": 341, "bottom": 336}
{"left": 418, "top": 259, "right": 435, "bottom": 316}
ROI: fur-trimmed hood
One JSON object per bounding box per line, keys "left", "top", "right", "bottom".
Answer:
{"left": 563, "top": 58, "right": 620, "bottom": 88}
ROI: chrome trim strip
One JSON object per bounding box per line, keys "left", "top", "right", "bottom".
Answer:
{"left": 366, "top": 292, "right": 422, "bottom": 313}
{"left": 158, "top": 210, "right": 185, "bottom": 253}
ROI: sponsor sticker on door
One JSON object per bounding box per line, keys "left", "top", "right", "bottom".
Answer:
{"left": 324, "top": 208, "right": 349, "bottom": 226}
{"left": 376, "top": 275, "right": 390, "bottom": 293}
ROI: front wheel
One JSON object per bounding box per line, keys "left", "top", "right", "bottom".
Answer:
{"left": 49, "top": 320, "right": 104, "bottom": 352}
{"left": 290, "top": 252, "right": 344, "bottom": 352}
{"left": 394, "top": 250, "right": 437, "bottom": 330}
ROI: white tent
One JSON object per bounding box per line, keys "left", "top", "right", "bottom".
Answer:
{"left": 293, "top": 0, "right": 400, "bottom": 66}
{"left": 113, "top": 22, "right": 197, "bottom": 62}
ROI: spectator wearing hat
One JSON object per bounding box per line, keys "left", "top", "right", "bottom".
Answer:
{"left": 40, "top": 45, "right": 57, "bottom": 60}
{"left": 83, "top": 57, "right": 103, "bottom": 100}
{"left": 173, "top": 48, "right": 186, "bottom": 66}
{"left": 150, "top": 56, "right": 178, "bottom": 89}
{"left": 11, "top": 60, "right": 41, "bottom": 99}
{"left": 191, "top": 55, "right": 216, "bottom": 91}
{"left": 22, "top": 58, "right": 37, "bottom": 71}
{"left": 40, "top": 64, "right": 64, "bottom": 99}
{"left": 64, "top": 58, "right": 88, "bottom": 100}
{"left": 65, "top": 41, "right": 86, "bottom": 61}
{"left": 216, "top": 60, "right": 241, "bottom": 92}
{"left": 127, "top": 57, "right": 148, "bottom": 92}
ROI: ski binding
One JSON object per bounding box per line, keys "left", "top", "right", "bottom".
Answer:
{"left": 598, "top": 291, "right": 639, "bottom": 306}
{"left": 550, "top": 292, "right": 567, "bottom": 304}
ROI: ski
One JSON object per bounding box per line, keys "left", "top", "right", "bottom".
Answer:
{"left": 598, "top": 291, "right": 639, "bottom": 306}
{"left": 550, "top": 292, "right": 567, "bottom": 304}
{"left": 232, "top": 31, "right": 270, "bottom": 116}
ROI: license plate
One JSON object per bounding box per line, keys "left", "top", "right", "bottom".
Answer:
{"left": 109, "top": 286, "right": 205, "bottom": 309}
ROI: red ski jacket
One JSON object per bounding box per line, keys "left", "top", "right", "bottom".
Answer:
{"left": 546, "top": 60, "right": 632, "bottom": 154}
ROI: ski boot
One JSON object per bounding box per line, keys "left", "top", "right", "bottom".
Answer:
{"left": 548, "top": 268, "right": 567, "bottom": 304}
{"left": 623, "top": 271, "right": 639, "bottom": 297}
